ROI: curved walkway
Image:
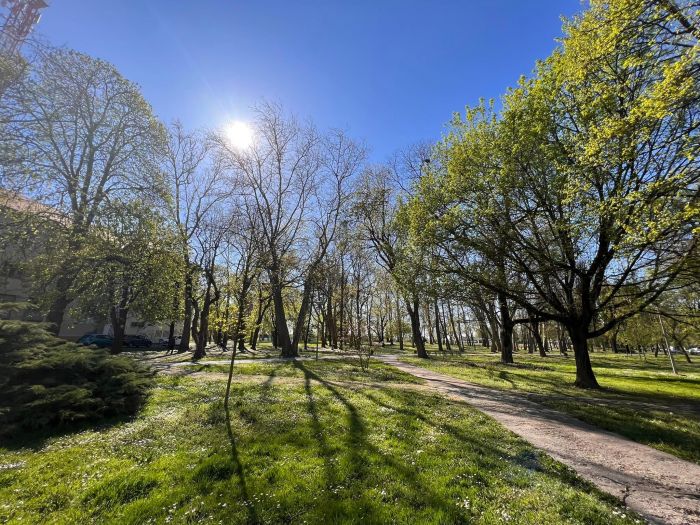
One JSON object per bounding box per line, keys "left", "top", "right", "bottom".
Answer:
{"left": 378, "top": 355, "right": 700, "bottom": 525}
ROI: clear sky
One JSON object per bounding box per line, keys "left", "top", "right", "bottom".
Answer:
{"left": 34, "top": 0, "right": 583, "bottom": 162}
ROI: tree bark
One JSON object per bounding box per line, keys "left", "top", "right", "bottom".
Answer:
{"left": 178, "top": 271, "right": 193, "bottom": 353}
{"left": 269, "top": 269, "right": 293, "bottom": 356}
{"left": 433, "top": 299, "right": 443, "bottom": 353}
{"left": 497, "top": 291, "right": 514, "bottom": 364}
{"left": 395, "top": 293, "right": 404, "bottom": 352}
{"left": 530, "top": 319, "right": 546, "bottom": 357}
{"left": 406, "top": 296, "right": 427, "bottom": 358}
{"left": 110, "top": 285, "right": 129, "bottom": 354}
{"left": 45, "top": 274, "right": 73, "bottom": 335}
{"left": 567, "top": 324, "right": 600, "bottom": 389}
{"left": 168, "top": 281, "right": 179, "bottom": 351}
{"left": 291, "top": 280, "right": 313, "bottom": 354}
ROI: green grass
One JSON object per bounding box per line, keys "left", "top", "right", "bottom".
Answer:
{"left": 196, "top": 357, "right": 424, "bottom": 384}
{"left": 125, "top": 342, "right": 359, "bottom": 364}
{"left": 401, "top": 348, "right": 700, "bottom": 463}
{"left": 0, "top": 360, "right": 642, "bottom": 524}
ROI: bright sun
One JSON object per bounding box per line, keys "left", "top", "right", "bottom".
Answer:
{"left": 224, "top": 120, "right": 254, "bottom": 150}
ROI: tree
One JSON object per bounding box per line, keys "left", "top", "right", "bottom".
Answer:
{"left": 355, "top": 166, "right": 428, "bottom": 357}
{"left": 408, "top": 0, "right": 699, "bottom": 387}
{"left": 190, "top": 211, "right": 232, "bottom": 359}
{"left": 1, "top": 47, "right": 165, "bottom": 334}
{"left": 162, "top": 121, "right": 224, "bottom": 353}
{"left": 218, "top": 103, "right": 363, "bottom": 357}
{"left": 71, "top": 203, "right": 181, "bottom": 353}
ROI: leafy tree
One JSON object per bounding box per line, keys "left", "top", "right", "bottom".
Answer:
{"left": 71, "top": 203, "right": 182, "bottom": 353}
{"left": 355, "top": 166, "right": 429, "bottom": 357}
{"left": 1, "top": 47, "right": 166, "bottom": 333}
{"left": 408, "top": 0, "right": 699, "bottom": 387}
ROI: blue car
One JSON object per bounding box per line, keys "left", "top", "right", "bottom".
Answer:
{"left": 77, "top": 333, "right": 113, "bottom": 348}
{"left": 123, "top": 335, "right": 153, "bottom": 348}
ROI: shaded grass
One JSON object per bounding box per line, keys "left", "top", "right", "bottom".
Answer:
{"left": 0, "top": 361, "right": 641, "bottom": 524}
{"left": 401, "top": 348, "right": 700, "bottom": 463}
{"left": 197, "top": 357, "right": 424, "bottom": 384}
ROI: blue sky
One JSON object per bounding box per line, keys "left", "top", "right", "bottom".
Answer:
{"left": 35, "top": 0, "right": 583, "bottom": 161}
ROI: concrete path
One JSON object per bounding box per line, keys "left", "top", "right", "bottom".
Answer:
{"left": 378, "top": 355, "right": 700, "bottom": 525}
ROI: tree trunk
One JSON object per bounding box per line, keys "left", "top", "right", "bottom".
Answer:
{"left": 425, "top": 303, "right": 435, "bottom": 345}
{"left": 194, "top": 286, "right": 211, "bottom": 360}
{"left": 191, "top": 298, "right": 200, "bottom": 350}
{"left": 395, "top": 293, "right": 404, "bottom": 351}
{"left": 530, "top": 319, "right": 546, "bottom": 357}
{"left": 291, "top": 280, "right": 314, "bottom": 354}
{"left": 433, "top": 299, "right": 443, "bottom": 353}
{"left": 406, "top": 296, "right": 427, "bottom": 358}
{"left": 269, "top": 268, "right": 293, "bottom": 356}
{"left": 497, "top": 291, "right": 514, "bottom": 364}
{"left": 45, "top": 270, "right": 75, "bottom": 335}
{"left": 339, "top": 263, "right": 346, "bottom": 350}
{"left": 567, "top": 324, "right": 600, "bottom": 389}
{"left": 326, "top": 284, "right": 337, "bottom": 349}
{"left": 610, "top": 328, "right": 620, "bottom": 353}
{"left": 250, "top": 292, "right": 270, "bottom": 350}
{"left": 110, "top": 285, "right": 129, "bottom": 354}
{"left": 235, "top": 268, "right": 252, "bottom": 354}
{"left": 486, "top": 302, "right": 500, "bottom": 353}
{"left": 447, "top": 301, "right": 463, "bottom": 353}
{"left": 168, "top": 282, "right": 179, "bottom": 351}
{"left": 304, "top": 305, "right": 312, "bottom": 350}
{"left": 178, "top": 271, "right": 193, "bottom": 353}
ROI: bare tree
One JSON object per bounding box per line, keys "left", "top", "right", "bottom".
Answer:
{"left": 354, "top": 165, "right": 428, "bottom": 357}
{"left": 163, "top": 121, "right": 225, "bottom": 352}
{"left": 216, "top": 102, "right": 363, "bottom": 357}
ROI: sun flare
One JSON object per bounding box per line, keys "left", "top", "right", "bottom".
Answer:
{"left": 224, "top": 120, "right": 254, "bottom": 150}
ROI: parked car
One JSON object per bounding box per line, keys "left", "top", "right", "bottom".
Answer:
{"left": 157, "top": 336, "right": 182, "bottom": 347}
{"left": 77, "top": 333, "right": 113, "bottom": 348}
{"left": 688, "top": 347, "right": 700, "bottom": 355}
{"left": 123, "top": 335, "right": 153, "bottom": 348}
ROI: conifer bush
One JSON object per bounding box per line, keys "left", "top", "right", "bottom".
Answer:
{"left": 0, "top": 307, "right": 153, "bottom": 439}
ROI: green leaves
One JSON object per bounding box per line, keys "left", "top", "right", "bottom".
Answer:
{"left": 404, "top": 0, "right": 700, "bottom": 363}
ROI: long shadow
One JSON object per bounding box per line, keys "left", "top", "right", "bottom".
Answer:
{"left": 299, "top": 364, "right": 338, "bottom": 489}
{"left": 224, "top": 398, "right": 260, "bottom": 524}
{"left": 0, "top": 410, "right": 144, "bottom": 451}
{"left": 294, "top": 362, "right": 365, "bottom": 481}
{"left": 414, "top": 357, "right": 698, "bottom": 405}
{"left": 293, "top": 362, "right": 461, "bottom": 517}
{"left": 363, "top": 388, "right": 606, "bottom": 493}
{"left": 260, "top": 366, "right": 278, "bottom": 399}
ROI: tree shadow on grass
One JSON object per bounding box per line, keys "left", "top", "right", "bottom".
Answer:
{"left": 0, "top": 411, "right": 144, "bottom": 452}
{"left": 361, "top": 387, "right": 610, "bottom": 494}
{"left": 293, "top": 362, "right": 461, "bottom": 520}
{"left": 299, "top": 363, "right": 339, "bottom": 490}
{"left": 294, "top": 362, "right": 364, "bottom": 479}
{"left": 224, "top": 394, "right": 260, "bottom": 524}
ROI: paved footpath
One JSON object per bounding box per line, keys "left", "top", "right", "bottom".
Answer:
{"left": 378, "top": 355, "right": 700, "bottom": 525}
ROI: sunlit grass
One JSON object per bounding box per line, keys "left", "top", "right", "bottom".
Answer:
{"left": 401, "top": 347, "right": 700, "bottom": 463}
{"left": 0, "top": 361, "right": 641, "bottom": 524}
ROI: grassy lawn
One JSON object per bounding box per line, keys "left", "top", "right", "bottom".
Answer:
{"left": 125, "top": 342, "right": 359, "bottom": 364}
{"left": 401, "top": 348, "right": 700, "bottom": 463}
{"left": 195, "top": 357, "right": 424, "bottom": 384}
{"left": 0, "top": 359, "right": 642, "bottom": 524}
